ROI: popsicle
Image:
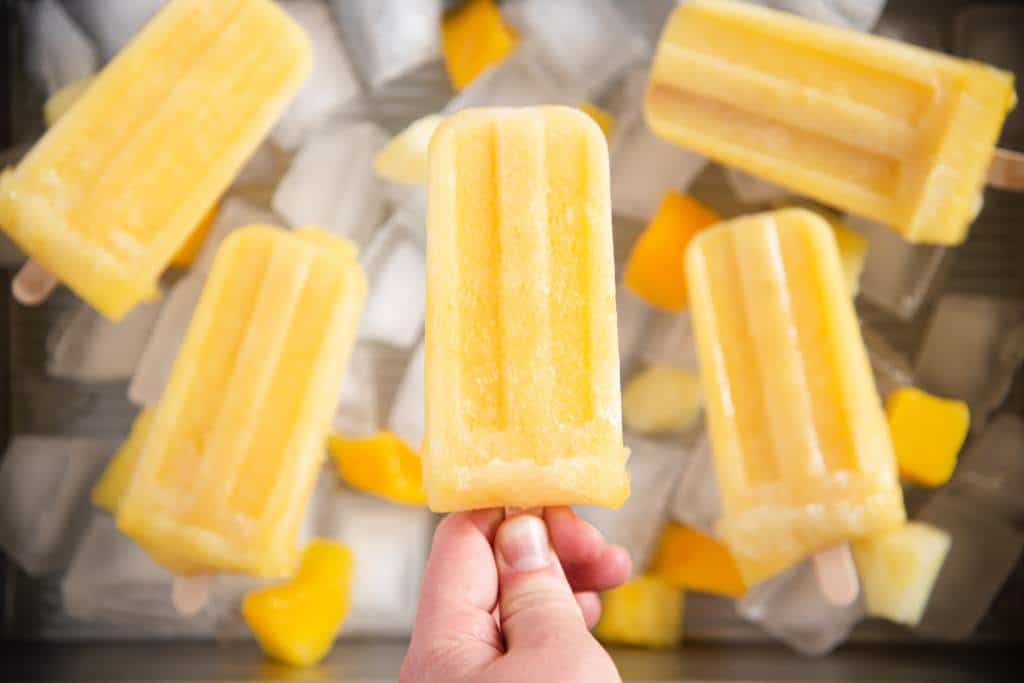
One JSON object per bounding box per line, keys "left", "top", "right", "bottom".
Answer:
{"left": 646, "top": 0, "right": 1018, "bottom": 245}
{"left": 117, "top": 225, "right": 366, "bottom": 580}
{"left": 424, "top": 106, "right": 628, "bottom": 511}
{"left": 686, "top": 209, "right": 905, "bottom": 592}
{"left": 0, "top": 0, "right": 311, "bottom": 319}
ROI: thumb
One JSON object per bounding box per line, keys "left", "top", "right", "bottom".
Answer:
{"left": 494, "top": 512, "right": 590, "bottom": 652}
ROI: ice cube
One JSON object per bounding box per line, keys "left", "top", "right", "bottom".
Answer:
{"left": 358, "top": 215, "right": 427, "bottom": 348}
{"left": 65, "top": 0, "right": 165, "bottom": 62}
{"left": 47, "top": 300, "right": 163, "bottom": 382}
{"left": 616, "top": 287, "right": 654, "bottom": 376}
{"left": 915, "top": 491, "right": 1024, "bottom": 640}
{"left": 273, "top": 120, "right": 388, "bottom": 246}
{"left": 861, "top": 326, "right": 914, "bottom": 401}
{"left": 313, "top": 480, "right": 433, "bottom": 636}
{"left": 334, "top": 343, "right": 379, "bottom": 437}
{"left": 384, "top": 182, "right": 429, "bottom": 228}
{"left": 27, "top": 0, "right": 99, "bottom": 93}
{"left": 271, "top": 1, "right": 362, "bottom": 151}
{"left": 129, "top": 199, "right": 276, "bottom": 406}
{"left": 946, "top": 414, "right": 1024, "bottom": 527}
{"left": 0, "top": 436, "right": 114, "bottom": 574}
{"left": 445, "top": 46, "right": 567, "bottom": 111}
{"left": 576, "top": 434, "right": 685, "bottom": 569}
{"left": 641, "top": 311, "right": 700, "bottom": 372}
{"left": 330, "top": 0, "right": 442, "bottom": 89}
{"left": 610, "top": 69, "right": 707, "bottom": 222}
{"left": 510, "top": 0, "right": 648, "bottom": 101}
{"left": 915, "top": 295, "right": 1024, "bottom": 432}
{"left": 725, "top": 168, "right": 793, "bottom": 205}
{"left": 343, "top": 59, "right": 454, "bottom": 134}
{"left": 229, "top": 141, "right": 292, "bottom": 211}
{"left": 737, "top": 561, "right": 865, "bottom": 655}
{"left": 388, "top": 342, "right": 426, "bottom": 450}
{"left": 745, "top": 0, "right": 887, "bottom": 31}
{"left": 62, "top": 515, "right": 221, "bottom": 634}
{"left": 668, "top": 434, "right": 722, "bottom": 537}
{"left": 846, "top": 215, "right": 951, "bottom": 320}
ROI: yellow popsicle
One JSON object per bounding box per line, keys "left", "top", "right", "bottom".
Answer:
{"left": 424, "top": 106, "right": 628, "bottom": 511}
{"left": 118, "top": 225, "right": 366, "bottom": 577}
{"left": 646, "top": 0, "right": 1016, "bottom": 245}
{"left": 0, "top": 0, "right": 311, "bottom": 319}
{"left": 686, "top": 209, "right": 905, "bottom": 585}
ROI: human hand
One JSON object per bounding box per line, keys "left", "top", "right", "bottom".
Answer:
{"left": 400, "top": 507, "right": 631, "bottom": 683}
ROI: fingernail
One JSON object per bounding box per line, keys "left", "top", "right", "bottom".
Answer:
{"left": 496, "top": 514, "right": 552, "bottom": 572}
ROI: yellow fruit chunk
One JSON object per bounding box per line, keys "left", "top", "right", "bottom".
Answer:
{"left": 831, "top": 220, "right": 868, "bottom": 297}
{"left": 595, "top": 575, "right": 684, "bottom": 648}
{"left": 41, "top": 73, "right": 221, "bottom": 271}
{"left": 578, "top": 102, "right": 614, "bottom": 140}
{"left": 442, "top": 0, "right": 518, "bottom": 90}
{"left": 624, "top": 192, "right": 719, "bottom": 311}
{"left": 373, "top": 114, "right": 445, "bottom": 185}
{"left": 622, "top": 366, "right": 702, "bottom": 435}
{"left": 91, "top": 410, "right": 153, "bottom": 513}
{"left": 243, "top": 540, "right": 354, "bottom": 667}
{"left": 852, "top": 522, "right": 951, "bottom": 626}
{"left": 651, "top": 523, "right": 746, "bottom": 598}
{"left": 328, "top": 432, "right": 427, "bottom": 506}
{"left": 43, "top": 76, "right": 95, "bottom": 126}
{"left": 886, "top": 388, "right": 969, "bottom": 487}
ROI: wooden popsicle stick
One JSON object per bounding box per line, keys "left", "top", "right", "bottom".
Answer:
{"left": 12, "top": 259, "right": 59, "bottom": 306}
{"left": 987, "top": 148, "right": 1024, "bottom": 191}
{"left": 812, "top": 543, "right": 860, "bottom": 607}
{"left": 172, "top": 575, "right": 213, "bottom": 615}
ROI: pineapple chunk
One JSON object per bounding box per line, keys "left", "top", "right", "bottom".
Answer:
{"left": 373, "top": 114, "right": 446, "bottom": 186}
{"left": 622, "top": 366, "right": 702, "bottom": 435}
{"left": 595, "top": 575, "right": 684, "bottom": 648}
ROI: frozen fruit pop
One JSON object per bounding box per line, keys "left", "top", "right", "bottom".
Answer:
{"left": 118, "top": 226, "right": 366, "bottom": 578}
{"left": 424, "top": 106, "right": 628, "bottom": 512}
{"left": 646, "top": 0, "right": 1017, "bottom": 245}
{"left": 686, "top": 209, "right": 905, "bottom": 588}
{"left": 0, "top": 0, "right": 311, "bottom": 319}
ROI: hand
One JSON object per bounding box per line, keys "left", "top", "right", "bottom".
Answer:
{"left": 400, "top": 507, "right": 631, "bottom": 683}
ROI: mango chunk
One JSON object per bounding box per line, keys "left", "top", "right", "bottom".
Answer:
{"left": 328, "top": 431, "right": 427, "bottom": 506}
{"left": 886, "top": 387, "right": 969, "bottom": 487}
{"left": 442, "top": 0, "right": 518, "bottom": 91}
{"left": 651, "top": 523, "right": 746, "bottom": 598}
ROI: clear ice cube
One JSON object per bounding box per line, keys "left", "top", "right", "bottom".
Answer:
{"left": 945, "top": 414, "right": 1024, "bottom": 528}
{"left": 65, "top": 0, "right": 165, "bottom": 62}
{"left": 641, "top": 311, "right": 700, "bottom": 373}
{"left": 28, "top": 0, "right": 99, "bottom": 93}
{"left": 576, "top": 434, "right": 685, "bottom": 569}
{"left": 915, "top": 490, "right": 1024, "bottom": 640}
{"left": 330, "top": 0, "right": 442, "bottom": 89}
{"left": 737, "top": 561, "right": 865, "bottom": 655}
{"left": 129, "top": 199, "right": 276, "bottom": 406}
{"left": 334, "top": 343, "right": 379, "bottom": 438}
{"left": 745, "top": 0, "right": 887, "bottom": 31}
{"left": 388, "top": 342, "right": 425, "bottom": 450}
{"left": 358, "top": 213, "right": 427, "bottom": 349}
{"left": 846, "top": 215, "right": 951, "bottom": 320}
{"left": 62, "top": 514, "right": 221, "bottom": 634}
{"left": 444, "top": 46, "right": 567, "bottom": 112}
{"left": 47, "top": 299, "right": 163, "bottom": 382}
{"left": 915, "top": 294, "right": 1024, "bottom": 432}
{"left": 617, "top": 287, "right": 655, "bottom": 376}
{"left": 273, "top": 120, "right": 388, "bottom": 246}
{"left": 313, "top": 480, "right": 433, "bottom": 636}
{"left": 271, "top": 0, "right": 362, "bottom": 151}
{"left": 610, "top": 68, "right": 707, "bottom": 222}
{"left": 668, "top": 434, "right": 722, "bottom": 537}
{"left": 861, "top": 326, "right": 914, "bottom": 401}
{"left": 0, "top": 436, "right": 114, "bottom": 574}
{"left": 510, "top": 0, "right": 648, "bottom": 101}
{"left": 725, "top": 168, "right": 793, "bottom": 205}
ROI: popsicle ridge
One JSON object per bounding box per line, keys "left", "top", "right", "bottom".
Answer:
{"left": 425, "top": 106, "right": 628, "bottom": 511}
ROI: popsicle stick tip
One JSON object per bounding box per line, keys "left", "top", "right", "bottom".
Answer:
{"left": 504, "top": 506, "right": 543, "bottom": 518}
{"left": 987, "top": 148, "right": 1024, "bottom": 191}
{"left": 12, "top": 260, "right": 59, "bottom": 306}
{"left": 812, "top": 544, "right": 860, "bottom": 607}
{"left": 172, "top": 575, "right": 213, "bottom": 616}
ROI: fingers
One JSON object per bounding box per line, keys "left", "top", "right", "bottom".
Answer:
{"left": 402, "top": 509, "right": 505, "bottom": 681}
{"left": 493, "top": 512, "right": 592, "bottom": 652}
{"left": 575, "top": 591, "right": 602, "bottom": 630}
{"left": 546, "top": 507, "right": 632, "bottom": 592}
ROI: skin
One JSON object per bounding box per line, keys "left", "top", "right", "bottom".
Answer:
{"left": 400, "top": 506, "right": 632, "bottom": 683}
